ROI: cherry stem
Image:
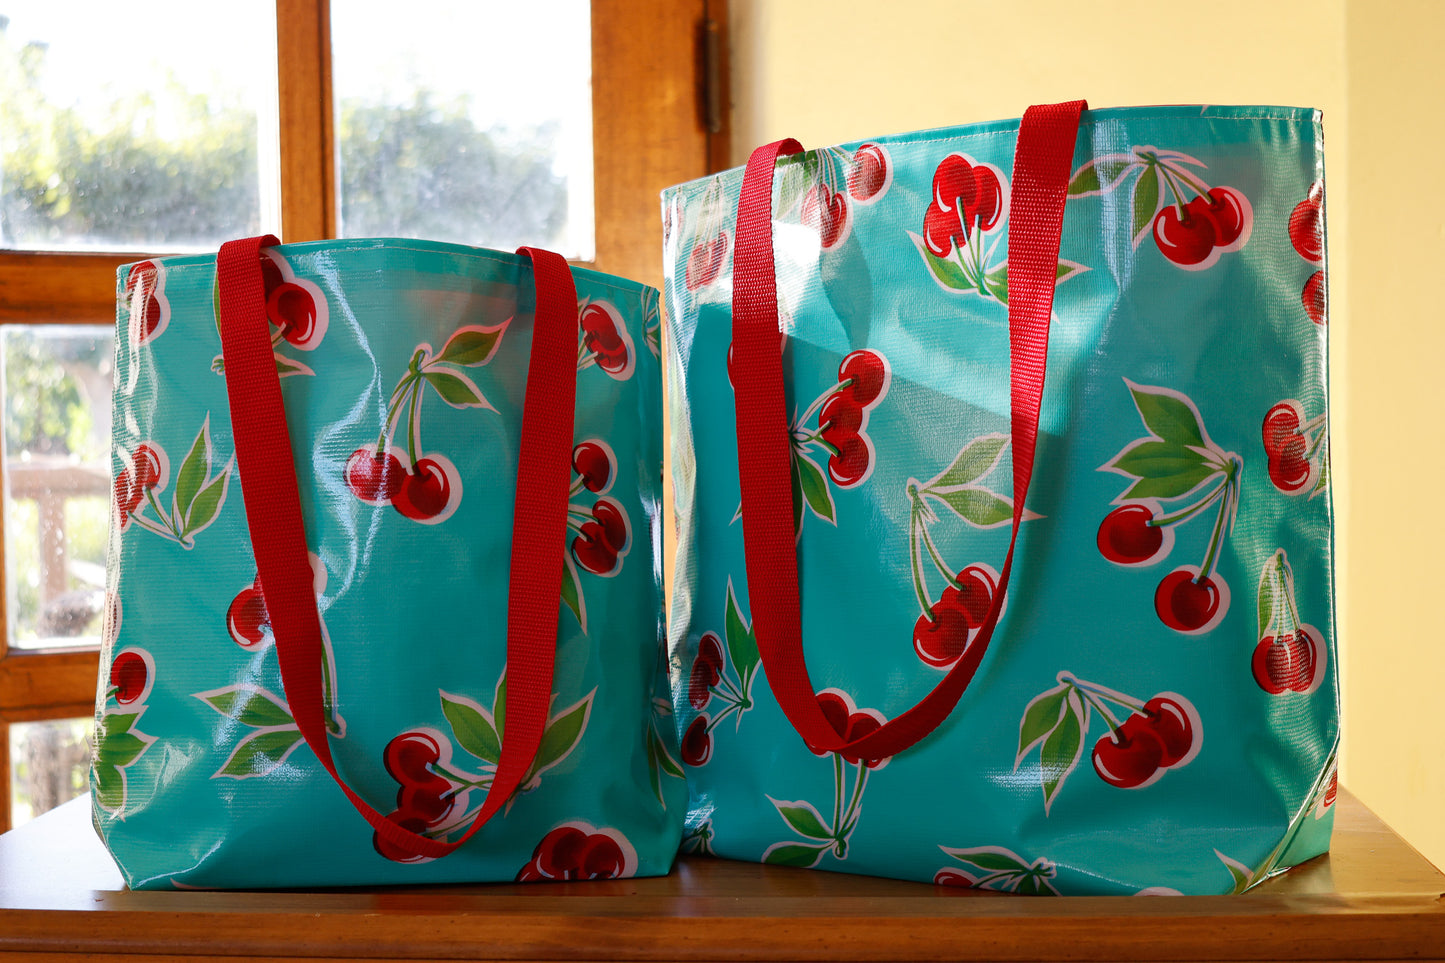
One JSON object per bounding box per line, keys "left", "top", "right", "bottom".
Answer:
{"left": 1166, "top": 162, "right": 1212, "bottom": 202}
{"left": 918, "top": 517, "right": 963, "bottom": 592}
{"left": 706, "top": 699, "right": 745, "bottom": 734}
{"left": 1195, "top": 472, "right": 1237, "bottom": 583}
{"left": 837, "top": 762, "right": 869, "bottom": 840}
{"left": 577, "top": 354, "right": 597, "bottom": 372}
{"left": 569, "top": 475, "right": 586, "bottom": 498}
{"left": 909, "top": 511, "right": 934, "bottom": 619}
{"left": 797, "top": 383, "right": 847, "bottom": 430}
{"left": 141, "top": 487, "right": 182, "bottom": 540}
{"left": 1057, "top": 673, "right": 1145, "bottom": 717}
{"left": 1280, "top": 561, "right": 1305, "bottom": 634}
{"left": 405, "top": 377, "right": 423, "bottom": 470}
{"left": 1304, "top": 425, "right": 1328, "bottom": 462}
{"left": 1150, "top": 476, "right": 1229, "bottom": 527}
{"left": 832, "top": 751, "right": 845, "bottom": 834}
{"left": 711, "top": 666, "right": 746, "bottom": 705}
{"left": 1073, "top": 685, "right": 1126, "bottom": 733}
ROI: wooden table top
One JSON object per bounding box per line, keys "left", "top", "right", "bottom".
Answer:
{"left": 0, "top": 789, "right": 1441, "bottom": 962}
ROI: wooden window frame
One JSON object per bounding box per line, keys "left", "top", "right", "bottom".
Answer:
{"left": 0, "top": 0, "right": 728, "bottom": 832}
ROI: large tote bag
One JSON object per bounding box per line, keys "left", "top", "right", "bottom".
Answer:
{"left": 662, "top": 102, "right": 1337, "bottom": 895}
{"left": 94, "top": 237, "right": 684, "bottom": 888}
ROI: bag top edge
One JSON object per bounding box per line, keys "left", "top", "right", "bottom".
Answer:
{"left": 661, "top": 103, "right": 1323, "bottom": 199}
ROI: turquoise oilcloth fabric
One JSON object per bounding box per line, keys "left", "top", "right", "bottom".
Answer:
{"left": 662, "top": 105, "right": 1337, "bottom": 895}
{"left": 94, "top": 239, "right": 684, "bottom": 889}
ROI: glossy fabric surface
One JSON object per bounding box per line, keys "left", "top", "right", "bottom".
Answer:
{"left": 662, "top": 106, "right": 1336, "bottom": 895}
{"left": 95, "top": 239, "right": 682, "bottom": 888}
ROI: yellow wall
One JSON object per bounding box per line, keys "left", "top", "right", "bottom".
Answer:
{"left": 729, "top": 0, "right": 1443, "bottom": 871}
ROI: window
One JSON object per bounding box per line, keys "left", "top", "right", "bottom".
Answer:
{"left": 0, "top": 0, "right": 728, "bottom": 831}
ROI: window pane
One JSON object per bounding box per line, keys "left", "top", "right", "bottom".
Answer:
{"left": 0, "top": 5, "right": 279, "bottom": 252}
{"left": 3, "top": 325, "right": 113, "bottom": 649}
{"left": 10, "top": 717, "right": 90, "bottom": 827}
{"left": 331, "top": 1, "right": 594, "bottom": 259}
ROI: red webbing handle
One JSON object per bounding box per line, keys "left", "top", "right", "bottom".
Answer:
{"left": 217, "top": 239, "right": 577, "bottom": 859}
{"left": 731, "top": 101, "right": 1087, "bottom": 760}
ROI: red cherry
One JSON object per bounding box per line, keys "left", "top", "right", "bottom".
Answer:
{"left": 1200, "top": 187, "right": 1248, "bottom": 248}
{"left": 837, "top": 349, "right": 888, "bottom": 407}
{"left": 933, "top": 155, "right": 978, "bottom": 218}
{"left": 133, "top": 444, "right": 163, "bottom": 489}
{"left": 805, "top": 691, "right": 852, "bottom": 756}
{"left": 383, "top": 730, "right": 444, "bottom": 785}
{"left": 576, "top": 833, "right": 627, "bottom": 879}
{"left": 571, "top": 441, "right": 614, "bottom": 494}
{"left": 112, "top": 468, "right": 141, "bottom": 517}
{"left": 970, "top": 167, "right": 1003, "bottom": 233}
{"left": 1252, "top": 630, "right": 1320, "bottom": 694}
{"left": 913, "top": 607, "right": 972, "bottom": 667}
{"left": 1153, "top": 202, "right": 1218, "bottom": 266}
{"left": 1302, "top": 270, "right": 1326, "bottom": 324}
{"left": 841, "top": 710, "right": 888, "bottom": 769}
{"left": 1142, "top": 695, "right": 1198, "bottom": 768}
{"left": 819, "top": 392, "right": 863, "bottom": 437}
{"left": 934, "top": 869, "right": 974, "bottom": 888}
{"left": 398, "top": 774, "right": 456, "bottom": 827}
{"left": 1097, "top": 503, "right": 1167, "bottom": 566}
{"left": 688, "top": 661, "right": 716, "bottom": 710}
{"left": 372, "top": 811, "right": 433, "bottom": 864}
{"left": 591, "top": 498, "right": 630, "bottom": 554}
{"left": 266, "top": 282, "right": 319, "bottom": 346}
{"left": 681, "top": 716, "right": 712, "bottom": 767}
{"left": 827, "top": 434, "right": 872, "bottom": 487}
{"left": 1288, "top": 188, "right": 1324, "bottom": 263}
{"left": 1323, "top": 769, "right": 1338, "bottom": 808}
{"left": 1155, "top": 568, "right": 1226, "bottom": 633}
{"left": 802, "top": 183, "right": 849, "bottom": 249}
{"left": 226, "top": 580, "right": 271, "bottom": 648}
{"left": 847, "top": 143, "right": 889, "bottom": 202}
{"left": 392, "top": 457, "right": 455, "bottom": 522}
{"left": 1261, "top": 402, "right": 1303, "bottom": 459}
{"left": 345, "top": 448, "right": 404, "bottom": 504}
{"left": 1092, "top": 723, "right": 1166, "bottom": 789}
{"left": 922, "top": 201, "right": 963, "bottom": 258}
{"left": 109, "top": 650, "right": 149, "bottom": 704}
{"left": 581, "top": 304, "right": 623, "bottom": 351}
{"left": 698, "top": 631, "right": 724, "bottom": 672}
{"left": 685, "top": 232, "right": 727, "bottom": 290}
{"left": 572, "top": 525, "right": 620, "bottom": 576}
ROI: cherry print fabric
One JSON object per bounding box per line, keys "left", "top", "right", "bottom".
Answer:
{"left": 95, "top": 239, "right": 682, "bottom": 888}
{"left": 662, "top": 105, "right": 1337, "bottom": 895}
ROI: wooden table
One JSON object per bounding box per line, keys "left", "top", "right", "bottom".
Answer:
{"left": 0, "top": 790, "right": 1441, "bottom": 962}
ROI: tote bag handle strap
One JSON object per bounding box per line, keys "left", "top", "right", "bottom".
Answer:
{"left": 731, "top": 100, "right": 1087, "bottom": 761}
{"left": 217, "top": 238, "right": 577, "bottom": 860}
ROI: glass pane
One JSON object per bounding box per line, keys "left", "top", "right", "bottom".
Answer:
{"left": 0, "top": 5, "right": 279, "bottom": 251}
{"left": 3, "top": 325, "right": 113, "bottom": 649}
{"left": 10, "top": 717, "right": 90, "bottom": 828}
{"left": 332, "top": 1, "right": 594, "bottom": 259}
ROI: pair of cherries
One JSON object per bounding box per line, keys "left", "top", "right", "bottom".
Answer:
{"left": 922, "top": 153, "right": 1004, "bottom": 259}
{"left": 912, "top": 565, "right": 996, "bottom": 669}
{"left": 516, "top": 824, "right": 630, "bottom": 881}
{"left": 114, "top": 444, "right": 163, "bottom": 529}
{"left": 820, "top": 350, "right": 888, "bottom": 487}
{"left": 344, "top": 450, "right": 456, "bottom": 523}
{"left": 580, "top": 303, "right": 631, "bottom": 377}
{"left": 372, "top": 729, "right": 460, "bottom": 863}
{"left": 1091, "top": 695, "right": 1198, "bottom": 789}
{"left": 1151, "top": 187, "right": 1249, "bottom": 268}
{"left": 569, "top": 441, "right": 630, "bottom": 577}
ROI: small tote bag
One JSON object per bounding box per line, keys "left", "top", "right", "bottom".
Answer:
{"left": 94, "top": 237, "right": 684, "bottom": 888}
{"left": 662, "top": 102, "right": 1337, "bottom": 895}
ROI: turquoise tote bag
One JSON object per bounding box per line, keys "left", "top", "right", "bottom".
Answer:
{"left": 93, "top": 237, "right": 684, "bottom": 888}
{"left": 662, "top": 102, "right": 1337, "bottom": 895}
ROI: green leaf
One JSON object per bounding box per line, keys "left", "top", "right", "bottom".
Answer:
{"left": 983, "top": 262, "right": 1009, "bottom": 303}
{"left": 183, "top": 468, "right": 230, "bottom": 538}
{"left": 1067, "top": 154, "right": 1136, "bottom": 197}
{"left": 529, "top": 691, "right": 594, "bottom": 781}
{"left": 1131, "top": 166, "right": 1161, "bottom": 245}
{"left": 1015, "top": 873, "right": 1056, "bottom": 896}
{"left": 560, "top": 554, "right": 587, "bottom": 633}
{"left": 908, "top": 232, "right": 973, "bottom": 292}
{"left": 1127, "top": 382, "right": 1208, "bottom": 449}
{"left": 216, "top": 728, "right": 304, "bottom": 779}
{"left": 436, "top": 323, "right": 507, "bottom": 366}
{"left": 930, "top": 486, "right": 1013, "bottom": 529}
{"left": 274, "top": 353, "right": 314, "bottom": 378}
{"left": 172, "top": 419, "right": 211, "bottom": 521}
{"left": 724, "top": 581, "right": 759, "bottom": 678}
{"left": 102, "top": 711, "right": 140, "bottom": 738}
{"left": 652, "top": 727, "right": 684, "bottom": 779}
{"left": 1215, "top": 849, "right": 1254, "bottom": 894}
{"left": 944, "top": 846, "right": 1032, "bottom": 875}
{"left": 769, "top": 797, "right": 834, "bottom": 841}
{"left": 424, "top": 369, "right": 491, "bottom": 409}
{"left": 441, "top": 691, "right": 501, "bottom": 765}
{"left": 932, "top": 433, "right": 1008, "bottom": 489}
{"left": 761, "top": 841, "right": 828, "bottom": 868}
{"left": 197, "top": 686, "right": 293, "bottom": 729}
{"left": 97, "top": 729, "right": 148, "bottom": 771}
{"left": 1257, "top": 552, "right": 1282, "bottom": 639}
{"left": 794, "top": 452, "right": 835, "bottom": 524}
{"left": 1109, "top": 439, "right": 1211, "bottom": 483}
{"left": 1039, "top": 693, "right": 1086, "bottom": 814}
{"left": 494, "top": 674, "right": 507, "bottom": 739}
{"left": 1016, "top": 684, "right": 1071, "bottom": 765}
{"left": 93, "top": 763, "right": 125, "bottom": 813}
{"left": 1056, "top": 259, "right": 1089, "bottom": 285}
